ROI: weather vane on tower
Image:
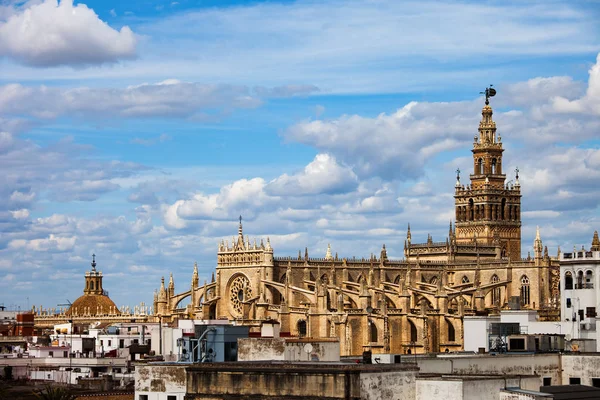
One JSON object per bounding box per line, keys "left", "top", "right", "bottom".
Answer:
{"left": 480, "top": 84, "right": 496, "bottom": 105}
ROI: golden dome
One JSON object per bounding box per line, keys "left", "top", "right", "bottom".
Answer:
{"left": 65, "top": 293, "right": 120, "bottom": 316}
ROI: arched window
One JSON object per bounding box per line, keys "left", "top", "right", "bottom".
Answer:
{"left": 501, "top": 198, "right": 506, "bottom": 220}
{"left": 447, "top": 321, "right": 455, "bottom": 342}
{"left": 577, "top": 271, "right": 584, "bottom": 289}
{"left": 369, "top": 321, "right": 378, "bottom": 343}
{"left": 409, "top": 320, "right": 418, "bottom": 343}
{"left": 90, "top": 281, "right": 94, "bottom": 291}
{"left": 297, "top": 320, "right": 307, "bottom": 337}
{"left": 462, "top": 276, "right": 470, "bottom": 284}
{"left": 565, "top": 271, "right": 573, "bottom": 290}
{"left": 478, "top": 158, "right": 484, "bottom": 175}
{"left": 469, "top": 199, "right": 474, "bottom": 221}
{"left": 520, "top": 275, "right": 530, "bottom": 306}
{"left": 491, "top": 158, "right": 497, "bottom": 174}
{"left": 586, "top": 270, "right": 594, "bottom": 289}
{"left": 491, "top": 275, "right": 500, "bottom": 306}
{"left": 430, "top": 276, "right": 438, "bottom": 285}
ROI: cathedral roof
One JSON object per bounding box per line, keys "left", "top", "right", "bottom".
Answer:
{"left": 66, "top": 254, "right": 120, "bottom": 317}
{"left": 65, "top": 293, "right": 120, "bottom": 317}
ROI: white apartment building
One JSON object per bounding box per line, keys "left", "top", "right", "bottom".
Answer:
{"left": 560, "top": 236, "right": 600, "bottom": 341}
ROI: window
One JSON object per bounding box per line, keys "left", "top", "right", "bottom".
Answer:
{"left": 369, "top": 321, "right": 378, "bottom": 343}
{"left": 578, "top": 310, "right": 584, "bottom": 321}
{"left": 565, "top": 271, "right": 573, "bottom": 290}
{"left": 167, "top": 396, "right": 177, "bottom": 400}
{"left": 577, "top": 271, "right": 584, "bottom": 289}
{"left": 108, "top": 340, "right": 112, "bottom": 346}
{"left": 520, "top": 275, "right": 530, "bottom": 306}
{"left": 409, "top": 320, "right": 418, "bottom": 343}
{"left": 448, "top": 321, "right": 455, "bottom": 342}
{"left": 586, "top": 270, "right": 594, "bottom": 288}
{"left": 592, "top": 378, "right": 600, "bottom": 388}
{"left": 567, "top": 298, "right": 572, "bottom": 308}
{"left": 100, "top": 340, "right": 103, "bottom": 346}
{"left": 119, "top": 339, "right": 124, "bottom": 349}
{"left": 139, "top": 396, "right": 149, "bottom": 400}
{"left": 462, "top": 276, "right": 470, "bottom": 284}
{"left": 49, "top": 351, "right": 54, "bottom": 357}
{"left": 478, "top": 158, "right": 484, "bottom": 175}
{"left": 297, "top": 320, "right": 307, "bottom": 337}
{"left": 63, "top": 351, "right": 67, "bottom": 358}
{"left": 492, "top": 158, "right": 497, "bottom": 174}
{"left": 543, "top": 377, "right": 552, "bottom": 386}
{"left": 491, "top": 275, "right": 500, "bottom": 306}
{"left": 586, "top": 307, "right": 596, "bottom": 318}
{"left": 570, "top": 377, "right": 581, "bottom": 385}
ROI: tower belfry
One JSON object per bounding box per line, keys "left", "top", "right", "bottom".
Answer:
{"left": 454, "top": 88, "right": 522, "bottom": 260}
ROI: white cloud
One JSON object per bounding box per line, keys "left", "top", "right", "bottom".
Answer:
{"left": 266, "top": 153, "right": 357, "bottom": 196}
{"left": 552, "top": 53, "right": 600, "bottom": 115}
{"left": 285, "top": 101, "right": 477, "bottom": 180}
{"left": 10, "top": 209, "right": 29, "bottom": 219}
{"left": 0, "top": 0, "right": 137, "bottom": 67}
{"left": 0, "top": 81, "right": 319, "bottom": 120}
{"left": 9, "top": 234, "right": 77, "bottom": 252}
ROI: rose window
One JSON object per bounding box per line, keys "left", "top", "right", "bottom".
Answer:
{"left": 229, "top": 275, "right": 252, "bottom": 316}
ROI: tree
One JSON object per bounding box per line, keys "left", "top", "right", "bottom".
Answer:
{"left": 33, "top": 385, "right": 77, "bottom": 400}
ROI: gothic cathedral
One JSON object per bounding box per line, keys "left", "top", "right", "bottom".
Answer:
{"left": 154, "top": 95, "right": 560, "bottom": 356}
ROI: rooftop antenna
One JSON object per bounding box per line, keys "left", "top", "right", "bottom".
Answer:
{"left": 479, "top": 84, "right": 496, "bottom": 105}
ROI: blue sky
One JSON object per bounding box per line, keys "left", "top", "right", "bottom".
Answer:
{"left": 0, "top": 0, "right": 600, "bottom": 310}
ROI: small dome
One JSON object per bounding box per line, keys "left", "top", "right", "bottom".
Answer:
{"left": 66, "top": 294, "right": 120, "bottom": 316}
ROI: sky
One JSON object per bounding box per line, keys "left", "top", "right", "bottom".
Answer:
{"left": 1, "top": 0, "right": 600, "bottom": 311}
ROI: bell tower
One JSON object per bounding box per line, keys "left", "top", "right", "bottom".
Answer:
{"left": 454, "top": 87, "right": 522, "bottom": 260}
{"left": 84, "top": 254, "right": 104, "bottom": 295}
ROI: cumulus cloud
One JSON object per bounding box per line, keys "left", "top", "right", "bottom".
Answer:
{"left": 266, "top": 153, "right": 357, "bottom": 196}
{"left": 285, "top": 101, "right": 477, "bottom": 180}
{"left": 0, "top": 0, "right": 137, "bottom": 67}
{"left": 552, "top": 53, "right": 600, "bottom": 115}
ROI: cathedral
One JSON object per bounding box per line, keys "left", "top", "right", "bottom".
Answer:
{"left": 153, "top": 94, "right": 560, "bottom": 356}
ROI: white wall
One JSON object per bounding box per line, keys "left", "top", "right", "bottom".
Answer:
{"left": 561, "top": 354, "right": 600, "bottom": 386}
{"left": 416, "top": 380, "right": 462, "bottom": 400}
{"left": 464, "top": 316, "right": 499, "bottom": 352}
{"left": 135, "top": 364, "right": 186, "bottom": 400}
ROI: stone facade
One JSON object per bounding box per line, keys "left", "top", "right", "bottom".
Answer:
{"left": 153, "top": 96, "right": 560, "bottom": 356}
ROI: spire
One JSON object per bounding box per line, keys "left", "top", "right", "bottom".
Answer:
{"left": 380, "top": 244, "right": 388, "bottom": 262}
{"left": 158, "top": 277, "right": 166, "bottom": 302}
{"left": 91, "top": 253, "right": 97, "bottom": 272}
{"left": 304, "top": 247, "right": 309, "bottom": 261}
{"left": 192, "top": 262, "right": 198, "bottom": 286}
{"left": 592, "top": 230, "right": 600, "bottom": 252}
{"left": 266, "top": 237, "right": 272, "bottom": 251}
{"left": 534, "top": 226, "right": 543, "bottom": 259}
{"left": 407, "top": 223, "right": 411, "bottom": 243}
{"left": 456, "top": 168, "right": 461, "bottom": 187}
{"left": 236, "top": 216, "right": 244, "bottom": 249}
{"left": 478, "top": 90, "right": 497, "bottom": 145}
{"left": 514, "top": 167, "right": 520, "bottom": 187}
{"left": 325, "top": 244, "right": 333, "bottom": 261}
